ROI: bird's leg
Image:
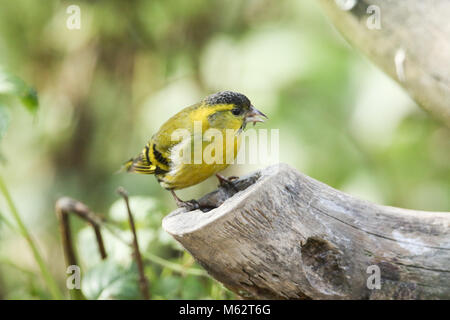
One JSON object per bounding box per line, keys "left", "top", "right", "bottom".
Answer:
{"left": 170, "top": 190, "right": 200, "bottom": 211}
{"left": 215, "top": 173, "right": 239, "bottom": 192}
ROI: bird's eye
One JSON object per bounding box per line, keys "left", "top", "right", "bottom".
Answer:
{"left": 231, "top": 107, "right": 242, "bottom": 116}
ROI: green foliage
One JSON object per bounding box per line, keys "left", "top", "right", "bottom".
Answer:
{"left": 0, "top": 68, "right": 38, "bottom": 145}
{"left": 76, "top": 195, "right": 230, "bottom": 300}
{"left": 0, "top": 0, "right": 448, "bottom": 300}
{"left": 0, "top": 69, "right": 38, "bottom": 113}
{"left": 0, "top": 176, "right": 63, "bottom": 299}
{"left": 82, "top": 259, "right": 141, "bottom": 300}
{"left": 0, "top": 70, "right": 52, "bottom": 298}
{"left": 18, "top": 87, "right": 38, "bottom": 114}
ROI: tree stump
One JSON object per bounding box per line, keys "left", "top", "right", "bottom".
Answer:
{"left": 163, "top": 164, "right": 450, "bottom": 299}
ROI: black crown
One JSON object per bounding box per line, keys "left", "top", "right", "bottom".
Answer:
{"left": 205, "top": 91, "right": 251, "bottom": 107}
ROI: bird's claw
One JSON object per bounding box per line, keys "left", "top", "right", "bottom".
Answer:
{"left": 177, "top": 199, "right": 200, "bottom": 211}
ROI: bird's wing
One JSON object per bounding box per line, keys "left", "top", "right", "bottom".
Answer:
{"left": 152, "top": 103, "right": 201, "bottom": 149}
{"left": 150, "top": 102, "right": 205, "bottom": 167}
{"left": 122, "top": 144, "right": 157, "bottom": 174}
{"left": 123, "top": 102, "right": 214, "bottom": 175}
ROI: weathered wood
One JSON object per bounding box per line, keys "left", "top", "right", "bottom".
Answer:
{"left": 163, "top": 164, "right": 450, "bottom": 299}
{"left": 317, "top": 0, "right": 450, "bottom": 127}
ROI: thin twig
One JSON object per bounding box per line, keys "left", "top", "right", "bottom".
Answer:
{"left": 55, "top": 197, "right": 108, "bottom": 261}
{"left": 55, "top": 197, "right": 109, "bottom": 300}
{"left": 55, "top": 197, "right": 207, "bottom": 278}
{"left": 117, "top": 187, "right": 150, "bottom": 300}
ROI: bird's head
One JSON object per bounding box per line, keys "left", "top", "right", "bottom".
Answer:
{"left": 204, "top": 91, "right": 267, "bottom": 130}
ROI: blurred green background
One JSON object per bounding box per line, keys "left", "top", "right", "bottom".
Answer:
{"left": 0, "top": 0, "right": 448, "bottom": 299}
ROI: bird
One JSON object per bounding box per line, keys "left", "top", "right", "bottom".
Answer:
{"left": 123, "top": 91, "right": 267, "bottom": 210}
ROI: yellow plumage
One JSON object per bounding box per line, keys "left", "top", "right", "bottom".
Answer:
{"left": 123, "top": 91, "right": 266, "bottom": 208}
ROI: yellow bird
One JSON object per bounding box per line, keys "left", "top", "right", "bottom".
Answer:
{"left": 123, "top": 91, "right": 267, "bottom": 209}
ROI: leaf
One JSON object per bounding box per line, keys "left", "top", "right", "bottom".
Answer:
{"left": 19, "top": 87, "right": 38, "bottom": 113}
{"left": 77, "top": 225, "right": 154, "bottom": 268}
{"left": 181, "top": 276, "right": 205, "bottom": 299}
{"left": 152, "top": 275, "right": 181, "bottom": 299}
{"left": 0, "top": 68, "right": 39, "bottom": 113}
{"left": 81, "top": 259, "right": 141, "bottom": 300}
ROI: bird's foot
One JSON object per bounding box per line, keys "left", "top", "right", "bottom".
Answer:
{"left": 170, "top": 190, "right": 200, "bottom": 211}
{"left": 216, "top": 174, "right": 239, "bottom": 192}
{"left": 176, "top": 199, "right": 200, "bottom": 211}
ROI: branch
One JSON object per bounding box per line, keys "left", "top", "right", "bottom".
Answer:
{"left": 55, "top": 197, "right": 107, "bottom": 263}
{"left": 317, "top": 0, "right": 450, "bottom": 127}
{"left": 162, "top": 164, "right": 450, "bottom": 299}
{"left": 117, "top": 187, "right": 150, "bottom": 300}
{"left": 55, "top": 197, "right": 108, "bottom": 299}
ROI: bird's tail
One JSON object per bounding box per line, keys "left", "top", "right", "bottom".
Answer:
{"left": 119, "top": 153, "right": 157, "bottom": 175}
{"left": 119, "top": 158, "right": 136, "bottom": 172}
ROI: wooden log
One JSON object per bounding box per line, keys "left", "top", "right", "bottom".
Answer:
{"left": 317, "top": 0, "right": 450, "bottom": 127}
{"left": 163, "top": 164, "right": 450, "bottom": 299}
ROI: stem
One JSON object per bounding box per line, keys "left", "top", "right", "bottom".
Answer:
{"left": 54, "top": 197, "right": 208, "bottom": 283}
{"left": 143, "top": 252, "right": 207, "bottom": 277}
{"left": 55, "top": 197, "right": 110, "bottom": 300}
{"left": 0, "top": 209, "right": 17, "bottom": 232}
{"left": 55, "top": 197, "right": 107, "bottom": 261}
{"left": 0, "top": 175, "right": 63, "bottom": 299}
{"left": 117, "top": 187, "right": 150, "bottom": 300}
{"left": 55, "top": 203, "right": 85, "bottom": 300}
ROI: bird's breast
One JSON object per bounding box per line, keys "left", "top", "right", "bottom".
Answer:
{"left": 156, "top": 129, "right": 242, "bottom": 190}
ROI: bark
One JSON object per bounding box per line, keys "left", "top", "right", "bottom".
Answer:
{"left": 163, "top": 164, "right": 450, "bottom": 299}
{"left": 317, "top": 0, "right": 450, "bottom": 127}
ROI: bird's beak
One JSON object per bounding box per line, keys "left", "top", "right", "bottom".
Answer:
{"left": 245, "top": 105, "right": 268, "bottom": 124}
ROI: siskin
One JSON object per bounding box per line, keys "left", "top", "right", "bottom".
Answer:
{"left": 123, "top": 91, "right": 267, "bottom": 209}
